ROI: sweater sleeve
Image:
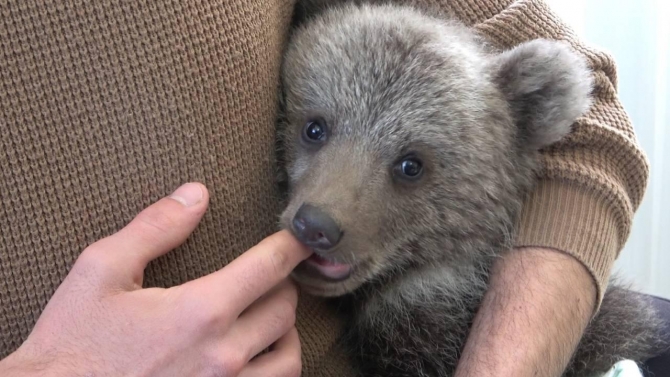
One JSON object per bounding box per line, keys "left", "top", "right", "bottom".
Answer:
{"left": 440, "top": 0, "right": 649, "bottom": 309}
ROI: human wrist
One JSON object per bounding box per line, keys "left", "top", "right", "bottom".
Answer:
{"left": 0, "top": 349, "right": 50, "bottom": 377}
{"left": 0, "top": 343, "right": 78, "bottom": 377}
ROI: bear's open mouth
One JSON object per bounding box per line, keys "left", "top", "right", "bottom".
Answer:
{"left": 302, "top": 253, "right": 353, "bottom": 281}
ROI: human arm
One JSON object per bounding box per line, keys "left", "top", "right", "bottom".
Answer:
{"left": 454, "top": 247, "right": 596, "bottom": 377}
{"left": 0, "top": 182, "right": 311, "bottom": 377}
{"left": 439, "top": 0, "right": 649, "bottom": 375}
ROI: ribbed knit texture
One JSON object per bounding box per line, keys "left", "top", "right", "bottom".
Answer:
{"left": 0, "top": 0, "right": 648, "bottom": 374}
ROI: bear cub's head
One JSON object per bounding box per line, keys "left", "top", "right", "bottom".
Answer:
{"left": 278, "top": 4, "right": 592, "bottom": 297}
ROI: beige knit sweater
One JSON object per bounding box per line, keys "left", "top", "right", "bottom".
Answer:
{"left": 0, "top": 0, "right": 648, "bottom": 375}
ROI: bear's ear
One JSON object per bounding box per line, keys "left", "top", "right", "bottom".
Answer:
{"left": 491, "top": 39, "right": 593, "bottom": 150}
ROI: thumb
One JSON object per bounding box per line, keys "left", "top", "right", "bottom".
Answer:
{"left": 89, "top": 182, "right": 210, "bottom": 282}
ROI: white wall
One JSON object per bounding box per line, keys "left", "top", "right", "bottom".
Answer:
{"left": 544, "top": 0, "right": 670, "bottom": 299}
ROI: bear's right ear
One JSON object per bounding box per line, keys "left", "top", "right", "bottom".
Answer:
{"left": 491, "top": 39, "right": 593, "bottom": 151}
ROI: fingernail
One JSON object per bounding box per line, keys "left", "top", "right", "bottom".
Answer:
{"left": 170, "top": 183, "right": 203, "bottom": 207}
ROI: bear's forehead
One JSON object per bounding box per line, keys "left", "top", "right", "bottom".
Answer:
{"left": 289, "top": 30, "right": 491, "bottom": 122}
{"left": 300, "top": 32, "right": 482, "bottom": 91}
{"left": 293, "top": 47, "right": 484, "bottom": 111}
{"left": 291, "top": 55, "right": 492, "bottom": 143}
{"left": 290, "top": 5, "right": 489, "bottom": 91}
{"left": 285, "top": 7, "right": 499, "bottom": 155}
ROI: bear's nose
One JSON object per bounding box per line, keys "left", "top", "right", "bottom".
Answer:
{"left": 292, "top": 204, "right": 342, "bottom": 251}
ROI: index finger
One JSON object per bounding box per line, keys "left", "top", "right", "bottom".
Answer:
{"left": 188, "top": 230, "right": 312, "bottom": 316}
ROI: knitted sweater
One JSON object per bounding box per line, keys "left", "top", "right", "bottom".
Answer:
{"left": 0, "top": 0, "right": 648, "bottom": 375}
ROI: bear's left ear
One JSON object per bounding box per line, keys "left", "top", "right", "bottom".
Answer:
{"left": 491, "top": 39, "right": 593, "bottom": 151}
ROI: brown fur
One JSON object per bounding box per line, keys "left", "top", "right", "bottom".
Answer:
{"left": 276, "top": 3, "right": 668, "bottom": 376}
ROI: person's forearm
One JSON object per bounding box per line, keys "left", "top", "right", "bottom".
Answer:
{"left": 454, "top": 247, "right": 597, "bottom": 377}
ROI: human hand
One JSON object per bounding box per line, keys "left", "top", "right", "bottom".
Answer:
{"left": 0, "top": 182, "right": 312, "bottom": 377}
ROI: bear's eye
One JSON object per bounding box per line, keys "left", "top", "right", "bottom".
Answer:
{"left": 393, "top": 156, "right": 424, "bottom": 181}
{"left": 302, "top": 119, "right": 328, "bottom": 144}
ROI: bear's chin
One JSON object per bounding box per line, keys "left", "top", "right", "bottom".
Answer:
{"left": 290, "top": 260, "right": 368, "bottom": 297}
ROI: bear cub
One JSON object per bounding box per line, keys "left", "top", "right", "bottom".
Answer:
{"left": 277, "top": 3, "right": 667, "bottom": 376}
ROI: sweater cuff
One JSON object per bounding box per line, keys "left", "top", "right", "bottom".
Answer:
{"left": 441, "top": 0, "right": 516, "bottom": 25}
{"left": 514, "top": 179, "right": 620, "bottom": 313}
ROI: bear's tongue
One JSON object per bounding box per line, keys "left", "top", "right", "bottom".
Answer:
{"left": 307, "top": 254, "right": 352, "bottom": 280}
